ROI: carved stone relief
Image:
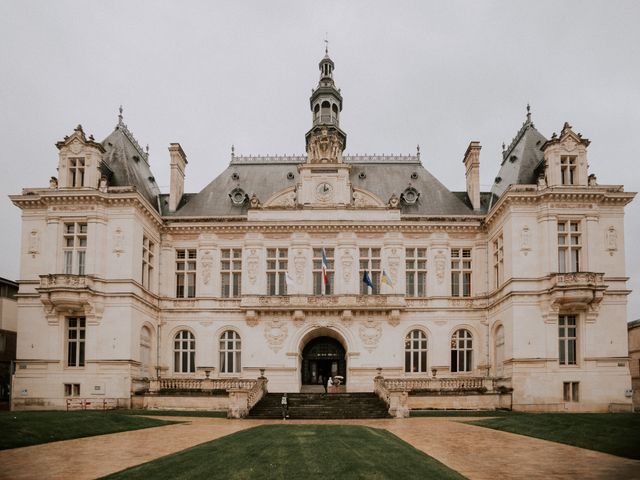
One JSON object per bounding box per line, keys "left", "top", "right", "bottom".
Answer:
{"left": 294, "top": 250, "right": 306, "bottom": 285}
{"left": 521, "top": 225, "right": 531, "bottom": 255}
{"left": 247, "top": 249, "right": 259, "bottom": 285}
{"left": 270, "top": 190, "right": 297, "bottom": 208}
{"left": 605, "top": 226, "right": 617, "bottom": 256}
{"left": 201, "top": 251, "right": 213, "bottom": 285}
{"left": 387, "top": 248, "right": 400, "bottom": 284}
{"left": 28, "top": 230, "right": 40, "bottom": 258}
{"left": 435, "top": 250, "right": 446, "bottom": 284}
{"left": 264, "top": 319, "right": 288, "bottom": 352}
{"left": 113, "top": 227, "right": 125, "bottom": 257}
{"left": 359, "top": 317, "right": 382, "bottom": 352}
{"left": 341, "top": 249, "right": 354, "bottom": 283}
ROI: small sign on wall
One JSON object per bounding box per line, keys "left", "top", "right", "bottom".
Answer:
{"left": 92, "top": 383, "right": 106, "bottom": 395}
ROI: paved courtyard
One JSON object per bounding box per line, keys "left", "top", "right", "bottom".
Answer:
{"left": 0, "top": 416, "right": 638, "bottom": 480}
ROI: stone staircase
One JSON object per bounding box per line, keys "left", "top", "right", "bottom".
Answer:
{"left": 248, "top": 392, "right": 391, "bottom": 419}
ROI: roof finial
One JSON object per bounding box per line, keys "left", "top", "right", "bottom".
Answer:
{"left": 145, "top": 144, "right": 149, "bottom": 155}
{"left": 416, "top": 144, "right": 421, "bottom": 159}
{"left": 324, "top": 33, "right": 329, "bottom": 55}
{"left": 118, "top": 105, "right": 124, "bottom": 125}
{"left": 502, "top": 142, "right": 506, "bottom": 152}
{"left": 231, "top": 144, "right": 235, "bottom": 158}
{"left": 526, "top": 103, "right": 531, "bottom": 123}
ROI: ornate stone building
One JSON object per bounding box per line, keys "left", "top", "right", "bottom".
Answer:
{"left": 9, "top": 51, "right": 636, "bottom": 414}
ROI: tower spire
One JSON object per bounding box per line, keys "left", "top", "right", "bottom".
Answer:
{"left": 305, "top": 48, "right": 346, "bottom": 163}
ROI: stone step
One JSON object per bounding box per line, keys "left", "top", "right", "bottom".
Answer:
{"left": 248, "top": 392, "right": 391, "bottom": 419}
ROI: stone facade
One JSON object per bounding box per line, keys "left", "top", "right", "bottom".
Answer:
{"left": 628, "top": 320, "right": 640, "bottom": 411}
{"left": 9, "top": 52, "right": 636, "bottom": 413}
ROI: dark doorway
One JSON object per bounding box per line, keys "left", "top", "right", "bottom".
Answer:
{"left": 301, "top": 336, "right": 346, "bottom": 386}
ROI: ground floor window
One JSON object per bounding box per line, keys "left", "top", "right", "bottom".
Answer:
{"left": 405, "top": 329, "right": 428, "bottom": 373}
{"left": 64, "top": 383, "right": 80, "bottom": 396}
{"left": 174, "top": 330, "right": 196, "bottom": 373}
{"left": 451, "top": 329, "right": 473, "bottom": 372}
{"left": 219, "top": 330, "right": 241, "bottom": 374}
{"left": 563, "top": 382, "right": 579, "bottom": 402}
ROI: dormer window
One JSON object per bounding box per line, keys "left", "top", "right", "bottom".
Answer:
{"left": 68, "top": 157, "right": 85, "bottom": 187}
{"left": 560, "top": 156, "right": 576, "bottom": 185}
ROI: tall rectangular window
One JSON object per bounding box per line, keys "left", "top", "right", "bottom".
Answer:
{"left": 558, "top": 221, "right": 581, "bottom": 273}
{"left": 267, "top": 248, "right": 288, "bottom": 295}
{"left": 359, "top": 248, "right": 381, "bottom": 294}
{"left": 142, "top": 235, "right": 155, "bottom": 290}
{"left": 68, "top": 157, "right": 85, "bottom": 187}
{"left": 451, "top": 248, "right": 472, "bottom": 297}
{"left": 221, "top": 249, "right": 242, "bottom": 298}
{"left": 493, "top": 234, "right": 504, "bottom": 289}
{"left": 175, "top": 249, "right": 196, "bottom": 298}
{"left": 63, "top": 222, "right": 87, "bottom": 275}
{"left": 563, "top": 382, "right": 579, "bottom": 401}
{"left": 313, "top": 248, "right": 334, "bottom": 295}
{"left": 67, "top": 317, "right": 85, "bottom": 367}
{"left": 559, "top": 314, "right": 577, "bottom": 365}
{"left": 406, "top": 248, "right": 427, "bottom": 297}
{"left": 560, "top": 156, "right": 576, "bottom": 185}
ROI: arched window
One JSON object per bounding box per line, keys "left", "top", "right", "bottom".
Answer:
{"left": 220, "top": 330, "right": 241, "bottom": 374}
{"left": 331, "top": 103, "right": 339, "bottom": 122}
{"left": 174, "top": 330, "right": 195, "bottom": 373}
{"left": 494, "top": 325, "right": 505, "bottom": 376}
{"left": 140, "top": 326, "right": 152, "bottom": 377}
{"left": 321, "top": 101, "right": 331, "bottom": 123}
{"left": 405, "top": 330, "right": 428, "bottom": 373}
{"left": 451, "top": 329, "right": 473, "bottom": 373}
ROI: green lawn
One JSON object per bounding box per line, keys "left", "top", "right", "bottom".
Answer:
{"left": 119, "top": 409, "right": 227, "bottom": 418}
{"left": 411, "top": 409, "right": 516, "bottom": 417}
{"left": 469, "top": 413, "right": 640, "bottom": 459}
{"left": 0, "top": 411, "right": 176, "bottom": 450}
{"left": 103, "top": 425, "right": 465, "bottom": 480}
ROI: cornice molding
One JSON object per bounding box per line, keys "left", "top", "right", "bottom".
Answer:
{"left": 485, "top": 185, "right": 636, "bottom": 226}
{"left": 10, "top": 188, "right": 163, "bottom": 227}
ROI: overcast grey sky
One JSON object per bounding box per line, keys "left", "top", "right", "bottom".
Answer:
{"left": 1, "top": 0, "right": 638, "bottom": 319}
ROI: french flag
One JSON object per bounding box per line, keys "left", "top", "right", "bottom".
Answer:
{"left": 321, "top": 248, "right": 329, "bottom": 291}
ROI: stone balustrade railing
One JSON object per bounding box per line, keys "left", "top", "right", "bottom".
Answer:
{"left": 374, "top": 376, "right": 498, "bottom": 418}
{"left": 247, "top": 378, "right": 268, "bottom": 410}
{"left": 149, "top": 376, "right": 268, "bottom": 419}
{"left": 151, "top": 377, "right": 259, "bottom": 392}
{"left": 383, "top": 377, "right": 493, "bottom": 392}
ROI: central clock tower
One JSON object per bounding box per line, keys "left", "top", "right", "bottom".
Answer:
{"left": 298, "top": 48, "right": 351, "bottom": 206}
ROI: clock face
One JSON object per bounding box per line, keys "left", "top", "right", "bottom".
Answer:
{"left": 315, "top": 182, "right": 333, "bottom": 202}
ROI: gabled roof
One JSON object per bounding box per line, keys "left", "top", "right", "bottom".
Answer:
{"left": 490, "top": 116, "right": 547, "bottom": 203}
{"left": 162, "top": 154, "right": 487, "bottom": 217}
{"left": 101, "top": 122, "right": 161, "bottom": 210}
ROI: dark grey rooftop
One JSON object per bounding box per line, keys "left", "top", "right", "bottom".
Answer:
{"left": 490, "top": 116, "right": 547, "bottom": 203}
{"left": 161, "top": 154, "right": 484, "bottom": 217}
{"left": 101, "top": 122, "right": 161, "bottom": 210}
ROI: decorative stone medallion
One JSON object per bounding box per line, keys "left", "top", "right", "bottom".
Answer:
{"left": 264, "top": 318, "right": 288, "bottom": 352}
{"left": 359, "top": 317, "right": 382, "bottom": 352}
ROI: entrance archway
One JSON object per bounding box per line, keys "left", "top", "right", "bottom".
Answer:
{"left": 301, "top": 336, "right": 347, "bottom": 386}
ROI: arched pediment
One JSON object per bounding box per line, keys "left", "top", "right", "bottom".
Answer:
{"left": 351, "top": 187, "right": 385, "bottom": 208}
{"left": 263, "top": 186, "right": 297, "bottom": 208}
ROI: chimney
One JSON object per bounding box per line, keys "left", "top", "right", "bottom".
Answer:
{"left": 463, "top": 141, "right": 481, "bottom": 210}
{"left": 169, "top": 143, "right": 187, "bottom": 212}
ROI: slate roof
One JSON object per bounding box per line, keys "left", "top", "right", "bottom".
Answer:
{"left": 490, "top": 116, "right": 547, "bottom": 205}
{"left": 161, "top": 154, "right": 486, "bottom": 217}
{"left": 101, "top": 122, "right": 161, "bottom": 210}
